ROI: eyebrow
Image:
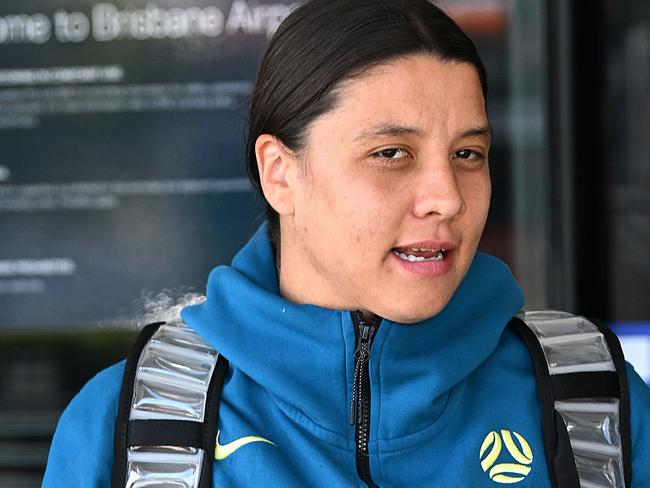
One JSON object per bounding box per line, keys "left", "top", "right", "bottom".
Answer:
{"left": 459, "top": 125, "right": 493, "bottom": 140}
{"left": 352, "top": 124, "right": 426, "bottom": 141}
{"left": 352, "top": 123, "right": 493, "bottom": 141}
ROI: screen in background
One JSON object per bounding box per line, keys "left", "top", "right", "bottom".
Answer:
{"left": 0, "top": 0, "right": 299, "bottom": 328}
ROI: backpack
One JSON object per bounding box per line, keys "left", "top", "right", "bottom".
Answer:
{"left": 111, "top": 310, "right": 632, "bottom": 488}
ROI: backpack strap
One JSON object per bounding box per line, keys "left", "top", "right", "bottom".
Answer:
{"left": 510, "top": 310, "right": 631, "bottom": 488}
{"left": 112, "top": 319, "right": 229, "bottom": 488}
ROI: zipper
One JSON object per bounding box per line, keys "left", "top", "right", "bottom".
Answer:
{"left": 349, "top": 310, "right": 380, "bottom": 488}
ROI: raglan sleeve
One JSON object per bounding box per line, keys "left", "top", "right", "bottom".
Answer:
{"left": 626, "top": 362, "right": 650, "bottom": 488}
{"left": 42, "top": 360, "right": 125, "bottom": 488}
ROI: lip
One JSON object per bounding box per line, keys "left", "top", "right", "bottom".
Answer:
{"left": 392, "top": 240, "right": 457, "bottom": 252}
{"left": 390, "top": 251, "right": 454, "bottom": 276}
{"left": 390, "top": 247, "right": 455, "bottom": 277}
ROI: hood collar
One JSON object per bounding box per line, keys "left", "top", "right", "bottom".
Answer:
{"left": 182, "top": 223, "right": 524, "bottom": 442}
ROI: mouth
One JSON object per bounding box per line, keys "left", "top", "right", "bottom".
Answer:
{"left": 391, "top": 247, "right": 447, "bottom": 262}
{"left": 389, "top": 241, "right": 456, "bottom": 277}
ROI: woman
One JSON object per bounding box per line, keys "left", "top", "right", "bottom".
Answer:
{"left": 43, "top": 0, "right": 650, "bottom": 486}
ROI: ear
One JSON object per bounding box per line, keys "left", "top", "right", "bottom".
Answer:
{"left": 255, "top": 134, "right": 297, "bottom": 216}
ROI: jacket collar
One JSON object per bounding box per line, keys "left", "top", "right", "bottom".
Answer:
{"left": 181, "top": 223, "right": 524, "bottom": 443}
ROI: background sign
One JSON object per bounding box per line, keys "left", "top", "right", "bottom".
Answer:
{"left": 0, "top": 0, "right": 297, "bottom": 327}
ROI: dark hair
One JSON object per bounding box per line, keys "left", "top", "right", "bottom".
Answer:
{"left": 246, "top": 0, "right": 487, "bottom": 253}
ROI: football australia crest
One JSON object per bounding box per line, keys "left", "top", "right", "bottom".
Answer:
{"left": 479, "top": 429, "right": 533, "bottom": 484}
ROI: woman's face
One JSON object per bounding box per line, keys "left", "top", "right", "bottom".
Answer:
{"left": 276, "top": 54, "right": 492, "bottom": 323}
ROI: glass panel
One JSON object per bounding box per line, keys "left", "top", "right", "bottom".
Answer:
{"left": 604, "top": 1, "right": 650, "bottom": 321}
{"left": 505, "top": 0, "right": 550, "bottom": 309}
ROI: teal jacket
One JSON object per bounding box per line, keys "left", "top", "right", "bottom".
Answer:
{"left": 43, "top": 224, "right": 650, "bottom": 487}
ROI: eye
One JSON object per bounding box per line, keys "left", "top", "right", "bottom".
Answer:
{"left": 371, "top": 147, "right": 411, "bottom": 160}
{"left": 453, "top": 148, "right": 486, "bottom": 167}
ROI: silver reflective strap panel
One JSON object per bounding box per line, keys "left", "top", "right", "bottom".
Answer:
{"left": 126, "top": 319, "right": 219, "bottom": 488}
{"left": 518, "top": 310, "right": 625, "bottom": 488}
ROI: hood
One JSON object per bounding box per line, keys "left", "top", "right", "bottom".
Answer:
{"left": 181, "top": 223, "right": 524, "bottom": 444}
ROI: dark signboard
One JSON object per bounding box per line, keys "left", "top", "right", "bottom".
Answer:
{"left": 0, "top": 0, "right": 297, "bottom": 327}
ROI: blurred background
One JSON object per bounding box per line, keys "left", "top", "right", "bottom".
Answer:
{"left": 0, "top": 0, "right": 648, "bottom": 485}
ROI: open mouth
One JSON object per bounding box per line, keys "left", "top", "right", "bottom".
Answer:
{"left": 391, "top": 247, "right": 447, "bottom": 262}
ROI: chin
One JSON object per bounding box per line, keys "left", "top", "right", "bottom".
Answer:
{"left": 382, "top": 296, "right": 451, "bottom": 324}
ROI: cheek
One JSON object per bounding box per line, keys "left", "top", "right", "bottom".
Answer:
{"left": 294, "top": 171, "right": 338, "bottom": 226}
{"left": 297, "top": 162, "right": 408, "bottom": 258}
{"left": 294, "top": 171, "right": 361, "bottom": 260}
{"left": 365, "top": 172, "right": 412, "bottom": 218}
{"left": 347, "top": 179, "right": 405, "bottom": 241}
{"left": 473, "top": 178, "right": 491, "bottom": 213}
{"left": 327, "top": 186, "right": 395, "bottom": 269}
{"left": 462, "top": 172, "right": 491, "bottom": 233}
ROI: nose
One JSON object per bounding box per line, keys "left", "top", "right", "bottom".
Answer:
{"left": 411, "top": 163, "right": 466, "bottom": 220}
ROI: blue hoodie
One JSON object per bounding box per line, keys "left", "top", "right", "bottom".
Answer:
{"left": 43, "top": 224, "right": 650, "bottom": 487}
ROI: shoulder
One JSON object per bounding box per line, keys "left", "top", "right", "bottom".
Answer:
{"left": 42, "top": 360, "right": 125, "bottom": 488}
{"left": 627, "top": 361, "right": 650, "bottom": 414}
{"left": 484, "top": 320, "right": 537, "bottom": 374}
{"left": 498, "top": 318, "right": 650, "bottom": 485}
{"left": 626, "top": 362, "right": 650, "bottom": 485}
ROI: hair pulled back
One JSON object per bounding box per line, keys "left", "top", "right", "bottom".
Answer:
{"left": 246, "top": 0, "right": 487, "bottom": 251}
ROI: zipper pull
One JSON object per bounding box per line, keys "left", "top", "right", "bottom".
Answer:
{"left": 352, "top": 311, "right": 373, "bottom": 351}
{"left": 349, "top": 311, "right": 375, "bottom": 426}
{"left": 354, "top": 323, "right": 369, "bottom": 357}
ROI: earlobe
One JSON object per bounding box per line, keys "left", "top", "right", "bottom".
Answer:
{"left": 255, "top": 134, "right": 296, "bottom": 216}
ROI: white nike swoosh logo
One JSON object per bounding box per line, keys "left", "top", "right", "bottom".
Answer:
{"left": 215, "top": 429, "right": 275, "bottom": 460}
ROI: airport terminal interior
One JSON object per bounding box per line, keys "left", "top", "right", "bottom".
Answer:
{"left": 0, "top": 1, "right": 648, "bottom": 486}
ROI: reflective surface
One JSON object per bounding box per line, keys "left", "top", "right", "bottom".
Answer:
{"left": 126, "top": 447, "right": 204, "bottom": 488}
{"left": 520, "top": 311, "right": 616, "bottom": 374}
{"left": 520, "top": 311, "right": 624, "bottom": 488}
{"left": 125, "top": 320, "right": 217, "bottom": 488}
{"left": 131, "top": 321, "right": 218, "bottom": 422}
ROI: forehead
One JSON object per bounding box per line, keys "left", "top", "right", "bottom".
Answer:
{"left": 308, "top": 54, "right": 488, "bottom": 143}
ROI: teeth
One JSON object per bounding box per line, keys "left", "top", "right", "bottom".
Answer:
{"left": 393, "top": 250, "right": 444, "bottom": 262}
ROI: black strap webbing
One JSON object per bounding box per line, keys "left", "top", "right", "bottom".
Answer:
{"left": 127, "top": 419, "right": 203, "bottom": 448}
{"left": 550, "top": 371, "right": 619, "bottom": 400}
{"left": 111, "top": 322, "right": 230, "bottom": 488}
{"left": 201, "top": 350, "right": 229, "bottom": 485}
